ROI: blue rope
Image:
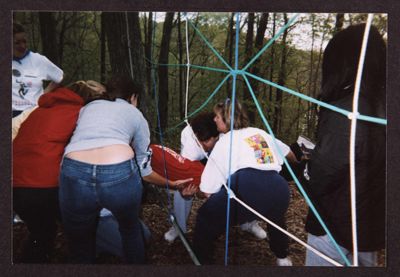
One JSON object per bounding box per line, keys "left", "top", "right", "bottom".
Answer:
{"left": 224, "top": 12, "right": 241, "bottom": 266}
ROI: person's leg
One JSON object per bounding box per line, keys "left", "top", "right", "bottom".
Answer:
{"left": 13, "top": 187, "right": 59, "bottom": 263}
{"left": 174, "top": 190, "right": 193, "bottom": 233}
{"left": 165, "top": 191, "right": 193, "bottom": 242}
{"left": 96, "top": 214, "right": 151, "bottom": 257}
{"left": 59, "top": 159, "right": 100, "bottom": 264}
{"left": 96, "top": 215, "right": 124, "bottom": 257}
{"left": 305, "top": 234, "right": 349, "bottom": 266}
{"left": 232, "top": 169, "right": 291, "bottom": 263}
{"left": 98, "top": 160, "right": 144, "bottom": 264}
{"left": 192, "top": 188, "right": 231, "bottom": 264}
{"left": 305, "top": 233, "right": 378, "bottom": 266}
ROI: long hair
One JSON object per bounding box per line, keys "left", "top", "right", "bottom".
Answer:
{"left": 66, "top": 80, "right": 106, "bottom": 104}
{"left": 214, "top": 99, "right": 249, "bottom": 130}
{"left": 320, "top": 24, "right": 386, "bottom": 115}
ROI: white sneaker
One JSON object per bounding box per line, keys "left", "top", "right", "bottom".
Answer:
{"left": 164, "top": 227, "right": 179, "bottom": 243}
{"left": 240, "top": 220, "right": 267, "bottom": 240}
{"left": 277, "top": 257, "right": 293, "bottom": 266}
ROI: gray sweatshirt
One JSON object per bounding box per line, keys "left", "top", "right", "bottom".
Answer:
{"left": 64, "top": 98, "right": 152, "bottom": 176}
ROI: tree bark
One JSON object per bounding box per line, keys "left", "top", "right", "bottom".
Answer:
{"left": 39, "top": 12, "right": 60, "bottom": 66}
{"left": 243, "top": 13, "right": 255, "bottom": 123}
{"left": 273, "top": 13, "right": 289, "bottom": 136}
{"left": 158, "top": 12, "right": 175, "bottom": 132}
{"left": 102, "top": 12, "right": 147, "bottom": 114}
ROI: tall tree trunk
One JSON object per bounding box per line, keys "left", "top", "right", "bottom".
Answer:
{"left": 102, "top": 12, "right": 147, "bottom": 114}
{"left": 307, "top": 14, "right": 316, "bottom": 138}
{"left": 243, "top": 13, "right": 255, "bottom": 123}
{"left": 251, "top": 13, "right": 269, "bottom": 122}
{"left": 273, "top": 13, "right": 288, "bottom": 136}
{"left": 225, "top": 13, "right": 235, "bottom": 97}
{"left": 145, "top": 12, "right": 153, "bottom": 99}
{"left": 177, "top": 13, "right": 185, "bottom": 119}
{"left": 39, "top": 12, "right": 60, "bottom": 66}
{"left": 158, "top": 12, "right": 175, "bottom": 132}
{"left": 100, "top": 13, "right": 106, "bottom": 83}
{"left": 268, "top": 13, "right": 277, "bottom": 121}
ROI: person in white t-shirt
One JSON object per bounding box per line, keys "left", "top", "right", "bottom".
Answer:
{"left": 164, "top": 112, "right": 219, "bottom": 242}
{"left": 190, "top": 99, "right": 298, "bottom": 266}
{"left": 12, "top": 22, "right": 63, "bottom": 117}
{"left": 165, "top": 112, "right": 268, "bottom": 243}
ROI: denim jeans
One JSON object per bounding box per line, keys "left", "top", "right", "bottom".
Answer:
{"left": 193, "top": 168, "right": 290, "bottom": 264}
{"left": 59, "top": 157, "right": 144, "bottom": 264}
{"left": 96, "top": 214, "right": 151, "bottom": 257}
{"left": 305, "top": 233, "right": 378, "bottom": 266}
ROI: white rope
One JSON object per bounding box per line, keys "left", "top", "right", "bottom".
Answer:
{"left": 349, "top": 13, "right": 374, "bottom": 267}
{"left": 125, "top": 12, "right": 134, "bottom": 79}
{"left": 221, "top": 183, "right": 343, "bottom": 267}
{"left": 184, "top": 13, "right": 191, "bottom": 119}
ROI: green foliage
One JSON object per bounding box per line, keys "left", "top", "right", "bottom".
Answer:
{"left": 13, "top": 12, "right": 387, "bottom": 145}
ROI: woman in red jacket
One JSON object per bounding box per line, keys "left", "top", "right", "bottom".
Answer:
{"left": 13, "top": 80, "right": 106, "bottom": 263}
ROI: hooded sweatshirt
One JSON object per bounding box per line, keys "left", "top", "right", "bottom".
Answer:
{"left": 13, "top": 87, "right": 83, "bottom": 188}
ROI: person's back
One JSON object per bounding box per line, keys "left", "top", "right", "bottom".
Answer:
{"left": 304, "top": 23, "right": 386, "bottom": 266}
{"left": 13, "top": 87, "right": 84, "bottom": 188}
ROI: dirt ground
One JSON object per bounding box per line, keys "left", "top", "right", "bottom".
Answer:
{"left": 12, "top": 182, "right": 385, "bottom": 266}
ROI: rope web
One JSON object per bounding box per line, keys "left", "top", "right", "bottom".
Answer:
{"left": 146, "top": 12, "right": 387, "bottom": 266}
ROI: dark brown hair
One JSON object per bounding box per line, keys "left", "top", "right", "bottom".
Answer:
{"left": 190, "top": 112, "right": 219, "bottom": 141}
{"left": 105, "top": 75, "right": 142, "bottom": 102}
{"left": 13, "top": 22, "right": 25, "bottom": 35}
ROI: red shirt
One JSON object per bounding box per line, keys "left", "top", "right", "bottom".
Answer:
{"left": 13, "top": 88, "right": 84, "bottom": 188}
{"left": 150, "top": 144, "right": 204, "bottom": 186}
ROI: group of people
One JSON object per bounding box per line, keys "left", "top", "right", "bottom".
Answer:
{"left": 12, "top": 20, "right": 386, "bottom": 267}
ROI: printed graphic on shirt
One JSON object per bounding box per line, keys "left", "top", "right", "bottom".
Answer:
{"left": 244, "top": 133, "right": 274, "bottom": 164}
{"left": 12, "top": 68, "right": 36, "bottom": 99}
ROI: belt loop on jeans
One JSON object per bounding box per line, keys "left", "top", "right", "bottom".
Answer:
{"left": 92, "top": 165, "right": 97, "bottom": 178}
{"left": 130, "top": 159, "right": 135, "bottom": 171}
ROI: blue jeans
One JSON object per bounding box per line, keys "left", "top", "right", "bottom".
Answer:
{"left": 96, "top": 214, "right": 151, "bottom": 257}
{"left": 193, "top": 168, "right": 290, "bottom": 264}
{"left": 59, "top": 157, "right": 144, "bottom": 264}
{"left": 305, "top": 234, "right": 378, "bottom": 266}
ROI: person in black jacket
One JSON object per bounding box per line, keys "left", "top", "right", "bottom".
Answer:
{"left": 304, "top": 24, "right": 386, "bottom": 266}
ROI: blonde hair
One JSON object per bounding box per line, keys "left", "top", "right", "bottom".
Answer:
{"left": 67, "top": 80, "right": 107, "bottom": 104}
{"left": 213, "top": 98, "right": 249, "bottom": 130}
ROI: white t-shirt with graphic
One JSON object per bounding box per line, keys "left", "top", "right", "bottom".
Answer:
{"left": 200, "top": 127, "right": 290, "bottom": 194}
{"left": 12, "top": 51, "right": 63, "bottom": 111}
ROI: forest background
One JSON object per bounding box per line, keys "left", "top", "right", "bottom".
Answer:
{"left": 13, "top": 11, "right": 387, "bottom": 150}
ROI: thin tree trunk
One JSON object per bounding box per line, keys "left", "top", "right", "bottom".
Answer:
{"left": 158, "top": 12, "right": 175, "bottom": 132}
{"left": 244, "top": 13, "right": 255, "bottom": 123}
{"left": 225, "top": 13, "right": 234, "bottom": 97}
{"left": 39, "top": 12, "right": 60, "bottom": 66}
{"left": 273, "top": 13, "right": 288, "bottom": 136}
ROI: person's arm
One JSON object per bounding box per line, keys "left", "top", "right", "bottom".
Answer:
{"left": 42, "top": 55, "right": 64, "bottom": 93}
{"left": 142, "top": 171, "right": 193, "bottom": 189}
{"left": 285, "top": 150, "right": 300, "bottom": 164}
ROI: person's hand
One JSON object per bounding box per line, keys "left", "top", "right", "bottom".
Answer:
{"left": 180, "top": 183, "right": 199, "bottom": 198}
{"left": 170, "top": 178, "right": 193, "bottom": 190}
